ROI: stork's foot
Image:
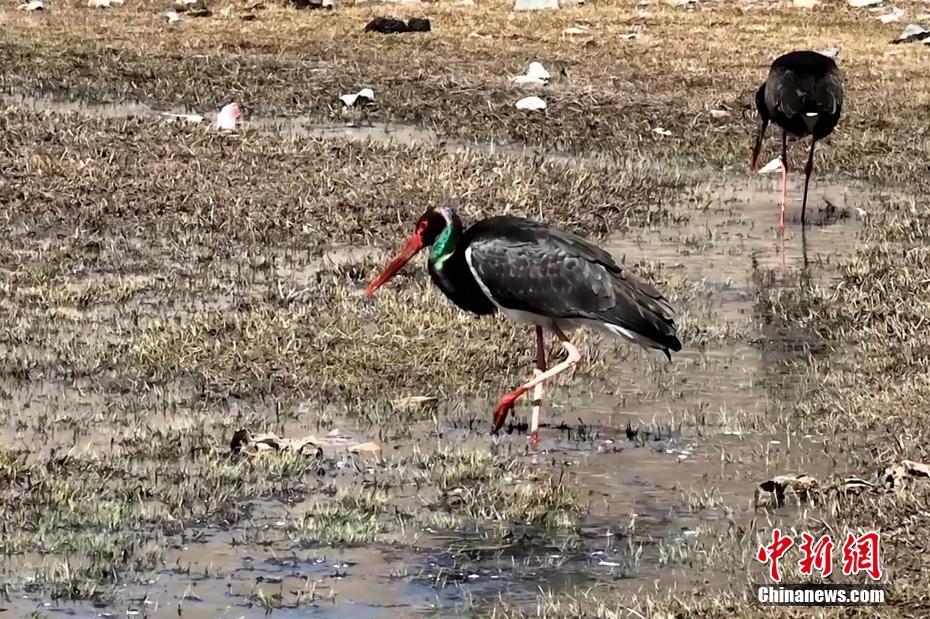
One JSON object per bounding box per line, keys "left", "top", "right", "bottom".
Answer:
{"left": 491, "top": 387, "right": 527, "bottom": 434}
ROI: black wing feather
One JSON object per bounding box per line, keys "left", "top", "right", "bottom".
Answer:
{"left": 763, "top": 51, "right": 843, "bottom": 139}
{"left": 464, "top": 217, "right": 681, "bottom": 352}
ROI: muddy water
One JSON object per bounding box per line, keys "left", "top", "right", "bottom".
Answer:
{"left": 0, "top": 92, "right": 877, "bottom": 617}
{"left": 607, "top": 178, "right": 859, "bottom": 281}
{"left": 2, "top": 92, "right": 605, "bottom": 164}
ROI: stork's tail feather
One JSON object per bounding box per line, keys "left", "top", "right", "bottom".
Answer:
{"left": 599, "top": 268, "right": 682, "bottom": 359}
{"left": 599, "top": 320, "right": 682, "bottom": 360}
{"left": 663, "top": 334, "right": 683, "bottom": 361}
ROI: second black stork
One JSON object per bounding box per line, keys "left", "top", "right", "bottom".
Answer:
{"left": 751, "top": 50, "right": 844, "bottom": 227}
{"left": 366, "top": 205, "right": 682, "bottom": 445}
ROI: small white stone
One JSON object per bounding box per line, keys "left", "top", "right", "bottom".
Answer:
{"left": 878, "top": 7, "right": 903, "bottom": 23}
{"left": 896, "top": 23, "right": 928, "bottom": 41}
{"left": 515, "top": 96, "right": 547, "bottom": 110}
{"left": 525, "top": 61, "right": 551, "bottom": 81}
{"left": 512, "top": 75, "right": 547, "bottom": 86}
{"left": 18, "top": 0, "right": 47, "bottom": 10}
{"left": 513, "top": 0, "right": 558, "bottom": 10}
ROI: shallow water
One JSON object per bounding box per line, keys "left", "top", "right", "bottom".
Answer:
{"left": 2, "top": 91, "right": 612, "bottom": 165}
{"left": 0, "top": 91, "right": 876, "bottom": 617}
{"left": 606, "top": 177, "right": 860, "bottom": 282}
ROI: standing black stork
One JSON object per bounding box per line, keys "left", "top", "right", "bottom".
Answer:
{"left": 365, "top": 205, "right": 682, "bottom": 444}
{"left": 751, "top": 50, "right": 844, "bottom": 228}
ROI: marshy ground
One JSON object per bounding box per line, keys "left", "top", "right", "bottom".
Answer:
{"left": 1, "top": 0, "right": 930, "bottom": 617}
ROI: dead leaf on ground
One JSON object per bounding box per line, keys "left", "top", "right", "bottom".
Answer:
{"left": 231, "top": 429, "right": 322, "bottom": 457}
{"left": 755, "top": 474, "right": 818, "bottom": 508}
{"left": 883, "top": 460, "right": 930, "bottom": 488}
{"left": 231, "top": 428, "right": 381, "bottom": 458}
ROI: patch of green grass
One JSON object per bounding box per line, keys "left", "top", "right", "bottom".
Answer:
{"left": 292, "top": 490, "right": 389, "bottom": 545}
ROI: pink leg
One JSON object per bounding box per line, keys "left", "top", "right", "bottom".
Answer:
{"left": 529, "top": 326, "right": 547, "bottom": 447}
{"left": 779, "top": 229, "right": 786, "bottom": 270}
{"left": 491, "top": 327, "right": 580, "bottom": 436}
{"left": 779, "top": 164, "right": 787, "bottom": 231}
{"left": 779, "top": 129, "right": 788, "bottom": 233}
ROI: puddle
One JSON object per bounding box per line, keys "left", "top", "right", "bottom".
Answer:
{"left": 2, "top": 91, "right": 612, "bottom": 166}
{"left": 608, "top": 177, "right": 861, "bottom": 285}
{"left": 0, "top": 90, "right": 880, "bottom": 617}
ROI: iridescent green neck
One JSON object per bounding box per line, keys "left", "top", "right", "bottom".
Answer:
{"left": 429, "top": 224, "right": 457, "bottom": 268}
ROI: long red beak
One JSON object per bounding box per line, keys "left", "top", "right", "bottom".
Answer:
{"left": 366, "top": 234, "right": 425, "bottom": 297}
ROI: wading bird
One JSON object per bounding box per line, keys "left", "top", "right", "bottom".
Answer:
{"left": 365, "top": 205, "right": 682, "bottom": 444}
{"left": 751, "top": 50, "right": 843, "bottom": 228}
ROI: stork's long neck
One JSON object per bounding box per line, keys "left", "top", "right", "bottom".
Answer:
{"left": 428, "top": 212, "right": 464, "bottom": 270}
{"left": 426, "top": 213, "right": 495, "bottom": 316}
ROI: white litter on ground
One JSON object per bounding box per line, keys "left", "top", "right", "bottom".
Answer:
{"left": 758, "top": 157, "right": 784, "bottom": 174}
{"left": 515, "top": 96, "right": 547, "bottom": 111}
{"left": 216, "top": 102, "right": 240, "bottom": 130}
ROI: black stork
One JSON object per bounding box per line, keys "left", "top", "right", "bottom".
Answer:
{"left": 365, "top": 205, "right": 682, "bottom": 444}
{"left": 751, "top": 50, "right": 844, "bottom": 228}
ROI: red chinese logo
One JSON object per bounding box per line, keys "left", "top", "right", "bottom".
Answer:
{"left": 756, "top": 528, "right": 794, "bottom": 582}
{"left": 757, "top": 530, "right": 883, "bottom": 582}
{"left": 842, "top": 531, "right": 882, "bottom": 581}
{"left": 798, "top": 533, "right": 834, "bottom": 577}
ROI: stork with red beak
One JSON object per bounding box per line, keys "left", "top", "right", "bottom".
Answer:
{"left": 366, "top": 205, "right": 682, "bottom": 444}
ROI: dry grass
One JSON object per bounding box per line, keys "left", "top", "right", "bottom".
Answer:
{"left": 0, "top": 109, "right": 684, "bottom": 243}
{"left": 3, "top": 1, "right": 930, "bottom": 183}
